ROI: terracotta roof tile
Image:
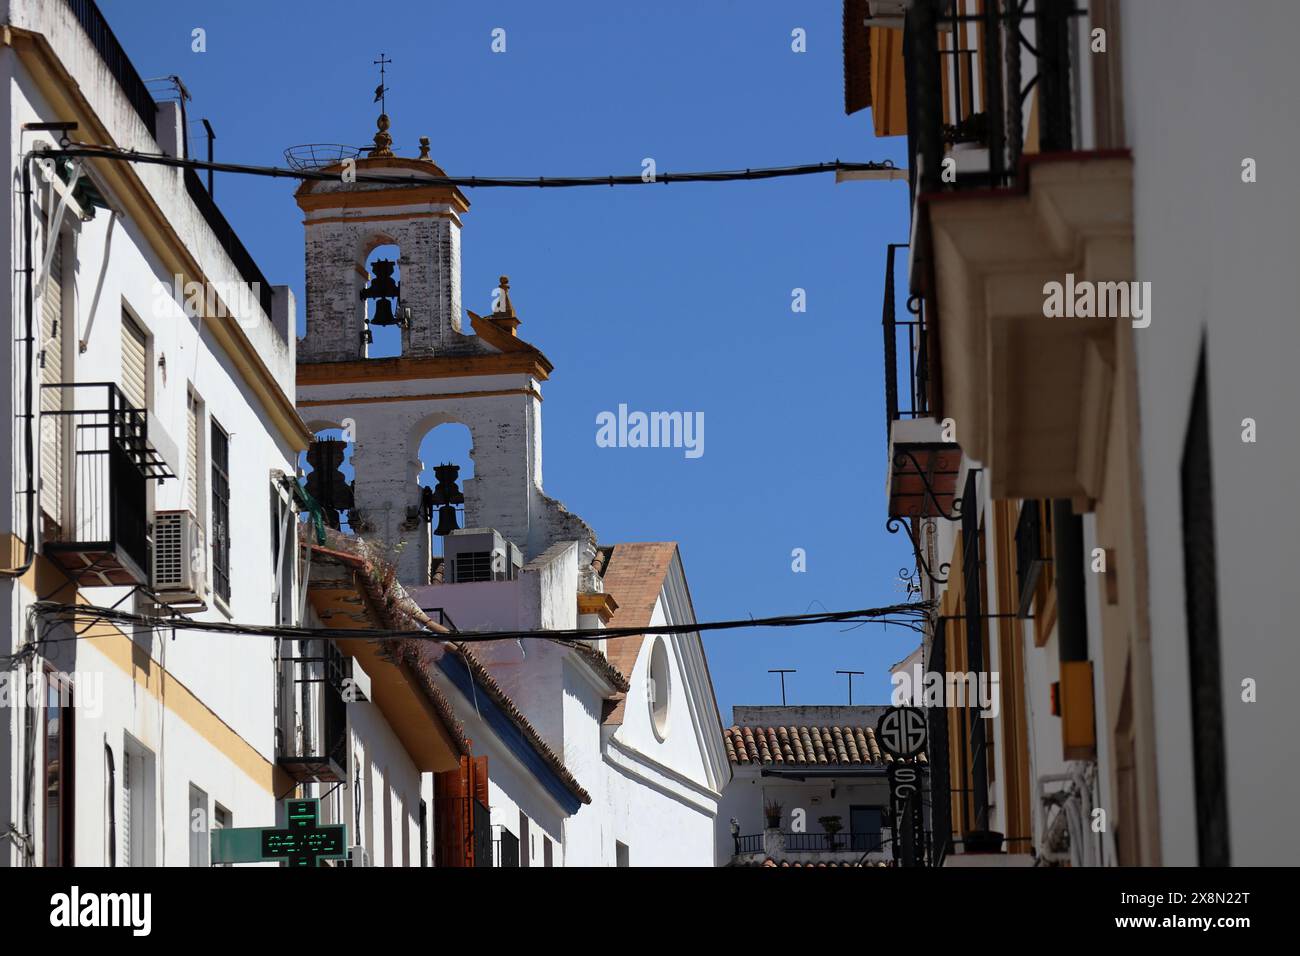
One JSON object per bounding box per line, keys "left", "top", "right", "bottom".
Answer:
{"left": 732, "top": 857, "right": 889, "bottom": 868}
{"left": 449, "top": 644, "right": 593, "bottom": 805}
{"left": 555, "top": 640, "right": 631, "bottom": 693}
{"left": 597, "top": 542, "right": 679, "bottom": 725}
{"left": 723, "top": 725, "right": 927, "bottom": 767}
{"left": 306, "top": 531, "right": 587, "bottom": 801}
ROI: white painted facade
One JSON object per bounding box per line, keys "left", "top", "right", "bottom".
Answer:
{"left": 0, "top": 0, "right": 305, "bottom": 865}
{"left": 715, "top": 706, "right": 896, "bottom": 866}
{"left": 1116, "top": 0, "right": 1300, "bottom": 866}
{"left": 876, "top": 0, "right": 1300, "bottom": 868}
{"left": 413, "top": 543, "right": 730, "bottom": 866}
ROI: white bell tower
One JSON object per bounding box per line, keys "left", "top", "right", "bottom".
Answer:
{"left": 293, "top": 114, "right": 594, "bottom": 585}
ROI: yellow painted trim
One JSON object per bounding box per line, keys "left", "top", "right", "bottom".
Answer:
{"left": 85, "top": 624, "right": 276, "bottom": 792}
{"left": 577, "top": 593, "right": 619, "bottom": 623}
{"left": 13, "top": 556, "right": 275, "bottom": 791}
{"left": 0, "top": 532, "right": 27, "bottom": 574}
{"left": 7, "top": 29, "right": 313, "bottom": 453}
{"left": 297, "top": 185, "right": 469, "bottom": 214}
{"left": 297, "top": 351, "right": 552, "bottom": 386}
{"left": 305, "top": 210, "right": 461, "bottom": 227}
{"left": 299, "top": 386, "right": 541, "bottom": 408}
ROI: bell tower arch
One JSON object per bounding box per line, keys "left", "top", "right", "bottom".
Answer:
{"left": 294, "top": 116, "right": 594, "bottom": 585}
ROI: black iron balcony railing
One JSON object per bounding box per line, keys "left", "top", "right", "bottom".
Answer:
{"left": 183, "top": 168, "right": 275, "bottom": 319}
{"left": 472, "top": 798, "right": 493, "bottom": 868}
{"left": 277, "top": 640, "right": 349, "bottom": 784}
{"left": 64, "top": 0, "right": 158, "bottom": 136}
{"left": 907, "top": 0, "right": 1082, "bottom": 197}
{"left": 735, "top": 832, "right": 887, "bottom": 855}
{"left": 495, "top": 827, "right": 520, "bottom": 867}
{"left": 66, "top": 1, "right": 276, "bottom": 325}
{"left": 882, "top": 242, "right": 932, "bottom": 441}
{"left": 734, "top": 833, "right": 763, "bottom": 855}
{"left": 1015, "top": 499, "right": 1051, "bottom": 618}
{"left": 420, "top": 607, "right": 458, "bottom": 631}
{"left": 40, "top": 382, "right": 172, "bottom": 586}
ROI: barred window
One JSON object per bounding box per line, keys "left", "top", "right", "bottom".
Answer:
{"left": 211, "top": 420, "right": 231, "bottom": 602}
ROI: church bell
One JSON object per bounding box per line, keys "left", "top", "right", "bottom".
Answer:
{"left": 369, "top": 296, "right": 401, "bottom": 327}
{"left": 361, "top": 257, "right": 404, "bottom": 327}
{"left": 433, "top": 504, "right": 460, "bottom": 537}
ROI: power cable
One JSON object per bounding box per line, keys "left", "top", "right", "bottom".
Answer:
{"left": 55, "top": 141, "right": 901, "bottom": 190}
{"left": 30, "top": 599, "right": 933, "bottom": 647}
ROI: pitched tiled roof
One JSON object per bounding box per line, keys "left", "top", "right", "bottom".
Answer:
{"left": 556, "top": 640, "right": 631, "bottom": 693}
{"left": 724, "top": 725, "right": 926, "bottom": 767}
{"left": 387, "top": 639, "right": 471, "bottom": 758}
{"left": 734, "top": 857, "right": 889, "bottom": 868}
{"left": 843, "top": 0, "right": 872, "bottom": 115}
{"left": 306, "top": 537, "right": 470, "bottom": 757}
{"left": 598, "top": 542, "right": 679, "bottom": 724}
{"left": 448, "top": 644, "right": 593, "bottom": 806}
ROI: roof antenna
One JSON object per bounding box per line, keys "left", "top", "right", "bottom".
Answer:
{"left": 836, "top": 670, "right": 865, "bottom": 705}
{"left": 768, "top": 668, "right": 795, "bottom": 706}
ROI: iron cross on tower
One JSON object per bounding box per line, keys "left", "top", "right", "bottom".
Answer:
{"left": 373, "top": 53, "right": 391, "bottom": 114}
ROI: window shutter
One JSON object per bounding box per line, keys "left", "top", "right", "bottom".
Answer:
{"left": 120, "top": 313, "right": 147, "bottom": 410}
{"left": 433, "top": 762, "right": 468, "bottom": 867}
{"left": 40, "top": 239, "right": 64, "bottom": 524}
{"left": 186, "top": 392, "right": 199, "bottom": 516}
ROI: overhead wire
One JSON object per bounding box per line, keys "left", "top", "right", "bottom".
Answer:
{"left": 30, "top": 599, "right": 934, "bottom": 648}
{"left": 54, "top": 141, "right": 901, "bottom": 190}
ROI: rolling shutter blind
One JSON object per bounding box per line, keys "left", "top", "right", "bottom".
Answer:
{"left": 121, "top": 753, "right": 133, "bottom": 867}
{"left": 120, "top": 313, "right": 147, "bottom": 410}
{"left": 186, "top": 392, "right": 199, "bottom": 516}
{"left": 40, "top": 239, "right": 64, "bottom": 524}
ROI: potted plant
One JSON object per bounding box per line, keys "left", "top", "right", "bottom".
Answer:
{"left": 763, "top": 800, "right": 783, "bottom": 829}
{"left": 819, "top": 815, "right": 844, "bottom": 850}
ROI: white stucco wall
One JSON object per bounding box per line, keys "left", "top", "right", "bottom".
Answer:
{"left": 1, "top": 3, "right": 303, "bottom": 866}
{"left": 1119, "top": 0, "right": 1300, "bottom": 865}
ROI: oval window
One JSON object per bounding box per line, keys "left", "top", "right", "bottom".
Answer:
{"left": 648, "top": 638, "right": 671, "bottom": 739}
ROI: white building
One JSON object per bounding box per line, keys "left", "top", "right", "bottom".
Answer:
{"left": 0, "top": 0, "right": 308, "bottom": 866}
{"left": 857, "top": 0, "right": 1300, "bottom": 867}
{"left": 0, "top": 0, "right": 470, "bottom": 869}
{"left": 717, "top": 705, "right": 898, "bottom": 867}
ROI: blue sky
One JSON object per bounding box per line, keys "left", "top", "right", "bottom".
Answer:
{"left": 103, "top": 0, "right": 917, "bottom": 722}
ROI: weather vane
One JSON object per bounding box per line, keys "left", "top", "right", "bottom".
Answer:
{"left": 373, "top": 53, "right": 391, "bottom": 115}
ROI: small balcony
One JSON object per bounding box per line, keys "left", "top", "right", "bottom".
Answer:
{"left": 882, "top": 242, "right": 959, "bottom": 519}
{"left": 277, "top": 640, "right": 349, "bottom": 785}
{"left": 892, "top": 1, "right": 1129, "bottom": 504}
{"left": 907, "top": 0, "right": 1082, "bottom": 197}
{"left": 730, "top": 828, "right": 891, "bottom": 867}
{"left": 40, "top": 382, "right": 174, "bottom": 586}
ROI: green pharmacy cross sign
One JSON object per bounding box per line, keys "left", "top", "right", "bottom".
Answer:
{"left": 211, "top": 799, "right": 348, "bottom": 867}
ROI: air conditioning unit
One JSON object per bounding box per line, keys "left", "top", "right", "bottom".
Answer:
{"left": 444, "top": 528, "right": 522, "bottom": 584}
{"left": 348, "top": 845, "right": 371, "bottom": 867}
{"left": 152, "top": 510, "right": 208, "bottom": 605}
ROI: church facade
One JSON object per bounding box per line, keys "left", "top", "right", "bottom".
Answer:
{"left": 293, "top": 116, "right": 729, "bottom": 866}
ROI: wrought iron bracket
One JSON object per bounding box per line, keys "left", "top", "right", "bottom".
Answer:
{"left": 892, "top": 447, "right": 963, "bottom": 522}
{"left": 887, "top": 515, "right": 950, "bottom": 587}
